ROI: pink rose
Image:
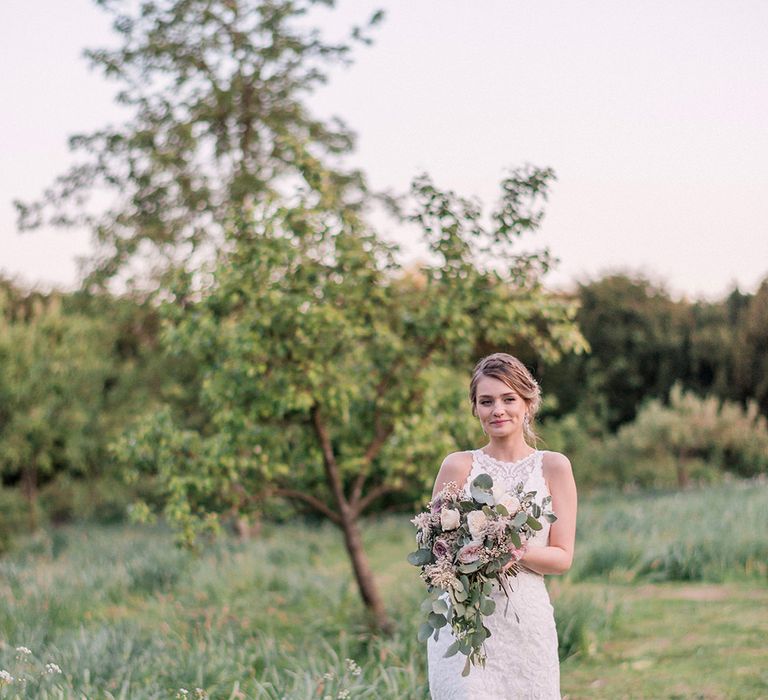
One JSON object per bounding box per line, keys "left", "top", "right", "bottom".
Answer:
{"left": 433, "top": 538, "right": 451, "bottom": 559}
{"left": 457, "top": 540, "right": 485, "bottom": 564}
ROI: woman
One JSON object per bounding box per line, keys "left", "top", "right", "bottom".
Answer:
{"left": 427, "top": 353, "right": 577, "bottom": 699}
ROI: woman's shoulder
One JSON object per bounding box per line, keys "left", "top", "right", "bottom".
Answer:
{"left": 539, "top": 450, "right": 573, "bottom": 478}
{"left": 432, "top": 451, "right": 475, "bottom": 497}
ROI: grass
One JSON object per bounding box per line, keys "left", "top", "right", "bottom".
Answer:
{"left": 0, "top": 479, "right": 766, "bottom": 698}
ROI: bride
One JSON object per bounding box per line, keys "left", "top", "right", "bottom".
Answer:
{"left": 427, "top": 353, "right": 577, "bottom": 699}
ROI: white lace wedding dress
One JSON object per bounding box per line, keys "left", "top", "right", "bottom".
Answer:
{"left": 427, "top": 449, "right": 561, "bottom": 699}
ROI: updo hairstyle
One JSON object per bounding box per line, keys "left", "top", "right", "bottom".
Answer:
{"left": 469, "top": 353, "right": 541, "bottom": 444}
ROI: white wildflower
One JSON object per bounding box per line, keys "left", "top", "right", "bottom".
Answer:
{"left": 0, "top": 670, "right": 13, "bottom": 684}
{"left": 15, "top": 646, "right": 32, "bottom": 657}
{"left": 344, "top": 658, "right": 362, "bottom": 676}
{"left": 322, "top": 671, "right": 334, "bottom": 681}
{"left": 45, "top": 663, "right": 62, "bottom": 674}
{"left": 337, "top": 690, "right": 350, "bottom": 699}
{"left": 176, "top": 690, "right": 189, "bottom": 699}
{"left": 194, "top": 689, "right": 207, "bottom": 699}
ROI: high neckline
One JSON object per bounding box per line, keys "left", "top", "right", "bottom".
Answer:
{"left": 477, "top": 448, "right": 538, "bottom": 466}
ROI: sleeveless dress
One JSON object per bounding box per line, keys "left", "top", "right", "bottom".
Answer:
{"left": 427, "top": 449, "right": 561, "bottom": 700}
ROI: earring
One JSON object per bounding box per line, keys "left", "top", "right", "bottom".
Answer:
{"left": 523, "top": 414, "right": 530, "bottom": 430}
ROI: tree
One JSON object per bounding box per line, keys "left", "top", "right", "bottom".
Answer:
{"left": 0, "top": 289, "right": 117, "bottom": 528}
{"left": 16, "top": 0, "right": 383, "bottom": 290}
{"left": 113, "top": 167, "right": 587, "bottom": 632}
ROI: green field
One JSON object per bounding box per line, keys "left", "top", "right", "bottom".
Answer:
{"left": 1, "top": 480, "right": 767, "bottom": 699}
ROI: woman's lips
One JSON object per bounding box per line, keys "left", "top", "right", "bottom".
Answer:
{"left": 490, "top": 420, "right": 509, "bottom": 425}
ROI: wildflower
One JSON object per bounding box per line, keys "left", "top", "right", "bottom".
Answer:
{"left": 322, "top": 671, "right": 334, "bottom": 681}
{"left": 0, "top": 670, "right": 13, "bottom": 684}
{"left": 176, "top": 690, "right": 189, "bottom": 698}
{"left": 194, "top": 689, "right": 207, "bottom": 699}
{"left": 45, "top": 663, "right": 62, "bottom": 674}
{"left": 15, "top": 646, "right": 32, "bottom": 657}
{"left": 344, "top": 657, "right": 362, "bottom": 676}
{"left": 337, "top": 691, "right": 350, "bottom": 700}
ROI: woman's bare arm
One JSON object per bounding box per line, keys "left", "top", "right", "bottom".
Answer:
{"left": 516, "top": 451, "right": 577, "bottom": 575}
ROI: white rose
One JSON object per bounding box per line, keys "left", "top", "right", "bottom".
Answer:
{"left": 499, "top": 494, "right": 521, "bottom": 515}
{"left": 491, "top": 481, "right": 506, "bottom": 505}
{"left": 440, "top": 508, "right": 460, "bottom": 531}
{"left": 466, "top": 510, "right": 488, "bottom": 539}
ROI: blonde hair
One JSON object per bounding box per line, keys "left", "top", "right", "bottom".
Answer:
{"left": 469, "top": 353, "right": 541, "bottom": 444}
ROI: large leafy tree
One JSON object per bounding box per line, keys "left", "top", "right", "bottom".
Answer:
{"left": 114, "top": 168, "right": 587, "bottom": 631}
{"left": 16, "top": 0, "right": 382, "bottom": 289}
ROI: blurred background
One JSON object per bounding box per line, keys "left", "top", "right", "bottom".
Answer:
{"left": 1, "top": 1, "right": 767, "bottom": 698}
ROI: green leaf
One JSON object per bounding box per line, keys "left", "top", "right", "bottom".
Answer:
{"left": 407, "top": 548, "right": 434, "bottom": 566}
{"left": 472, "top": 473, "right": 493, "bottom": 490}
{"left": 432, "top": 598, "right": 449, "bottom": 614}
{"left": 510, "top": 531, "right": 522, "bottom": 548}
{"left": 461, "top": 655, "right": 472, "bottom": 677}
{"left": 512, "top": 511, "right": 528, "bottom": 527}
{"left": 444, "top": 640, "right": 461, "bottom": 658}
{"left": 428, "top": 612, "right": 447, "bottom": 629}
{"left": 527, "top": 515, "right": 543, "bottom": 531}
{"left": 480, "top": 597, "right": 496, "bottom": 615}
{"left": 417, "top": 622, "right": 433, "bottom": 642}
{"left": 420, "top": 597, "right": 435, "bottom": 613}
{"left": 459, "top": 561, "right": 482, "bottom": 574}
{"left": 545, "top": 513, "right": 558, "bottom": 523}
{"left": 470, "top": 486, "right": 494, "bottom": 505}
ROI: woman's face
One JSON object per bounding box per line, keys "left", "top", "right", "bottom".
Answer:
{"left": 475, "top": 375, "right": 528, "bottom": 438}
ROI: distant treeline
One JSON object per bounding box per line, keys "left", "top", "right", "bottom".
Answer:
{"left": 1, "top": 271, "right": 767, "bottom": 546}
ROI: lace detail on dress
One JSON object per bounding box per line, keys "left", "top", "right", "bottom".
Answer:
{"left": 470, "top": 449, "right": 539, "bottom": 491}
{"left": 428, "top": 449, "right": 560, "bottom": 699}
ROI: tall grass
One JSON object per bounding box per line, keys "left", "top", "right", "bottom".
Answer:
{"left": 0, "top": 479, "right": 766, "bottom": 698}
{"left": 570, "top": 477, "right": 768, "bottom": 583}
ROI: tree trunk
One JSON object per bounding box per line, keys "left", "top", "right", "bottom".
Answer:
{"left": 339, "top": 511, "right": 393, "bottom": 633}
{"left": 21, "top": 464, "right": 39, "bottom": 531}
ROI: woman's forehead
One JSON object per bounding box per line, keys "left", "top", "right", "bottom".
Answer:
{"left": 476, "top": 375, "right": 518, "bottom": 396}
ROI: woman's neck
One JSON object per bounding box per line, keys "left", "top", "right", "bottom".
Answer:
{"left": 482, "top": 435, "right": 534, "bottom": 463}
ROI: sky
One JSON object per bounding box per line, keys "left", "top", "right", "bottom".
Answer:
{"left": 2, "top": 0, "right": 767, "bottom": 300}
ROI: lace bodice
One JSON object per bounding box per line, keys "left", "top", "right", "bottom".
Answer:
{"left": 428, "top": 448, "right": 560, "bottom": 699}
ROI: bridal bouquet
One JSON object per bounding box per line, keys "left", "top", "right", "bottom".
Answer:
{"left": 408, "top": 473, "right": 556, "bottom": 675}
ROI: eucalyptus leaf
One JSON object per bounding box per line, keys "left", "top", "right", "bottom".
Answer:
{"left": 407, "top": 548, "right": 434, "bottom": 566}
{"left": 512, "top": 511, "right": 528, "bottom": 527}
{"left": 527, "top": 515, "right": 543, "bottom": 531}
{"left": 444, "top": 640, "right": 461, "bottom": 658}
{"left": 428, "top": 612, "right": 447, "bottom": 629}
{"left": 480, "top": 597, "right": 496, "bottom": 615}
{"left": 472, "top": 473, "right": 493, "bottom": 490}
{"left": 432, "top": 598, "right": 449, "bottom": 614}
{"left": 417, "top": 622, "right": 433, "bottom": 642}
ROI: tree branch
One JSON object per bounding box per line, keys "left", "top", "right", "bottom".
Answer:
{"left": 271, "top": 487, "right": 342, "bottom": 526}
{"left": 354, "top": 483, "right": 402, "bottom": 518}
{"left": 311, "top": 403, "right": 349, "bottom": 515}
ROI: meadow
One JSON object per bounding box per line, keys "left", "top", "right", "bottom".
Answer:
{"left": 1, "top": 479, "right": 767, "bottom": 699}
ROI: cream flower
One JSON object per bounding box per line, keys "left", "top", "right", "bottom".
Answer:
{"left": 466, "top": 510, "right": 488, "bottom": 539}
{"left": 499, "top": 494, "right": 522, "bottom": 514}
{"left": 440, "top": 508, "right": 460, "bottom": 531}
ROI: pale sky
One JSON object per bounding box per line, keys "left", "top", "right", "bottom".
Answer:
{"left": 2, "top": 0, "right": 767, "bottom": 299}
